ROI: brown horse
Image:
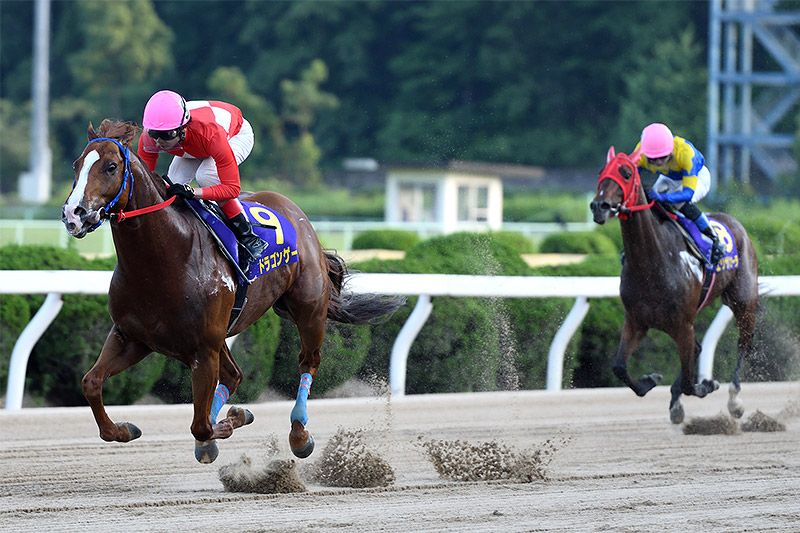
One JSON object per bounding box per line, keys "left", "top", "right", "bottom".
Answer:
{"left": 61, "top": 119, "right": 404, "bottom": 462}
{"left": 589, "top": 147, "right": 759, "bottom": 423}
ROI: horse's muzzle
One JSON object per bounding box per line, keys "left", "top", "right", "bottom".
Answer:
{"left": 62, "top": 204, "right": 101, "bottom": 238}
{"left": 590, "top": 200, "right": 612, "bottom": 224}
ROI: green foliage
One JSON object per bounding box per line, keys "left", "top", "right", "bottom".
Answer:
{"left": 0, "top": 99, "right": 31, "bottom": 195}
{"left": 503, "top": 190, "right": 593, "bottom": 223}
{"left": 539, "top": 231, "right": 618, "bottom": 254}
{"left": 615, "top": 27, "right": 708, "bottom": 151}
{"left": 355, "top": 231, "right": 577, "bottom": 393}
{"left": 404, "top": 232, "right": 529, "bottom": 275}
{"left": 66, "top": 0, "right": 172, "bottom": 120}
{"left": 487, "top": 231, "right": 536, "bottom": 254}
{"left": 592, "top": 218, "right": 624, "bottom": 251}
{"left": 0, "top": 245, "right": 161, "bottom": 405}
{"left": 270, "top": 320, "right": 371, "bottom": 397}
{"left": 734, "top": 215, "right": 800, "bottom": 256}
{"left": 352, "top": 230, "right": 420, "bottom": 251}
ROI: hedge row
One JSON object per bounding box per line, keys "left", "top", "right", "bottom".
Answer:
{"left": 2, "top": 226, "right": 797, "bottom": 407}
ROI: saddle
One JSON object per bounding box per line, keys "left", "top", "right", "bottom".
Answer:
{"left": 652, "top": 201, "right": 740, "bottom": 310}
{"left": 182, "top": 198, "right": 300, "bottom": 332}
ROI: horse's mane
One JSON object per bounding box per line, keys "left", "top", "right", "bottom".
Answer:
{"left": 97, "top": 119, "right": 140, "bottom": 141}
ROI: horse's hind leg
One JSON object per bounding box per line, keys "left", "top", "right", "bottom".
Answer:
{"left": 726, "top": 295, "right": 758, "bottom": 419}
{"left": 83, "top": 326, "right": 151, "bottom": 442}
{"left": 287, "top": 308, "right": 326, "bottom": 459}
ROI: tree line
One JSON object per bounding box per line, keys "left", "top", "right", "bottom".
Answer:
{"left": 0, "top": 0, "right": 730, "bottom": 196}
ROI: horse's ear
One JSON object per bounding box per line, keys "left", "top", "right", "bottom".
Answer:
{"left": 630, "top": 147, "right": 643, "bottom": 165}
{"left": 118, "top": 123, "right": 137, "bottom": 148}
{"left": 606, "top": 146, "right": 616, "bottom": 163}
{"left": 87, "top": 122, "right": 98, "bottom": 141}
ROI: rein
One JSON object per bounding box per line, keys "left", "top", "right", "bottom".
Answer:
{"left": 81, "top": 137, "right": 174, "bottom": 230}
{"left": 597, "top": 152, "right": 654, "bottom": 220}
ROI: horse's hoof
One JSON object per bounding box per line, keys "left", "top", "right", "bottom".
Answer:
{"left": 703, "top": 379, "right": 720, "bottom": 392}
{"left": 647, "top": 373, "right": 663, "bottom": 385}
{"left": 670, "top": 402, "right": 685, "bottom": 424}
{"left": 116, "top": 422, "right": 142, "bottom": 441}
{"left": 225, "top": 406, "right": 255, "bottom": 426}
{"left": 291, "top": 434, "right": 315, "bottom": 459}
{"left": 195, "top": 440, "right": 219, "bottom": 464}
{"left": 728, "top": 403, "right": 745, "bottom": 419}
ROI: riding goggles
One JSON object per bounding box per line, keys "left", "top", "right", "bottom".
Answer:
{"left": 147, "top": 128, "right": 181, "bottom": 141}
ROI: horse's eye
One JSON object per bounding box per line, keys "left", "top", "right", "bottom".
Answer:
{"left": 107, "top": 163, "right": 117, "bottom": 173}
{"left": 72, "top": 160, "right": 78, "bottom": 171}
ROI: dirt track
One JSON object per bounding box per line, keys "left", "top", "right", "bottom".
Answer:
{"left": 2, "top": 382, "right": 799, "bottom": 532}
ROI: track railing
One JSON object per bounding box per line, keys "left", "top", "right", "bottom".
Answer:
{"left": 2, "top": 270, "right": 798, "bottom": 409}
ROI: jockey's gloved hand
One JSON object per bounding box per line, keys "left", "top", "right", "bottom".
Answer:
{"left": 167, "top": 183, "right": 195, "bottom": 199}
{"left": 647, "top": 189, "right": 665, "bottom": 202}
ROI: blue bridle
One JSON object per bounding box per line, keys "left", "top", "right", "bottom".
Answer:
{"left": 76, "top": 137, "right": 134, "bottom": 232}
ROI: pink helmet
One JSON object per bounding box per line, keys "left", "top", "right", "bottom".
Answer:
{"left": 640, "top": 123, "right": 674, "bottom": 158}
{"left": 142, "top": 90, "right": 190, "bottom": 130}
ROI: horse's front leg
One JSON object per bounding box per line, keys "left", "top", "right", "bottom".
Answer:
{"left": 613, "top": 318, "right": 661, "bottom": 396}
{"left": 192, "top": 343, "right": 254, "bottom": 463}
{"left": 82, "top": 326, "right": 151, "bottom": 442}
{"left": 677, "top": 333, "right": 719, "bottom": 399}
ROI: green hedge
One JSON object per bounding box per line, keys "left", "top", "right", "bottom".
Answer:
{"left": 539, "top": 231, "right": 618, "bottom": 254}
{"left": 0, "top": 245, "right": 164, "bottom": 405}
{"left": 3, "top": 234, "right": 797, "bottom": 405}
{"left": 355, "top": 232, "right": 577, "bottom": 393}
{"left": 352, "top": 230, "right": 420, "bottom": 251}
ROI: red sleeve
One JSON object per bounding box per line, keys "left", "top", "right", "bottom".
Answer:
{"left": 136, "top": 134, "right": 159, "bottom": 171}
{"left": 195, "top": 132, "right": 241, "bottom": 201}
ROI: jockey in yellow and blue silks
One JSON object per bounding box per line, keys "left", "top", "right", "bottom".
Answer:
{"left": 634, "top": 123, "right": 725, "bottom": 264}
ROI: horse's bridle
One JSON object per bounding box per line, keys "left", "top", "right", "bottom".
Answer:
{"left": 597, "top": 152, "right": 654, "bottom": 221}
{"left": 78, "top": 137, "right": 175, "bottom": 231}
{"left": 76, "top": 137, "right": 134, "bottom": 232}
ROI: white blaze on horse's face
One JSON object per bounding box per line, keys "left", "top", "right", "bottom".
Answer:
{"left": 64, "top": 149, "right": 100, "bottom": 230}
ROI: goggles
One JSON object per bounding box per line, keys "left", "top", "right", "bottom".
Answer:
{"left": 147, "top": 128, "right": 181, "bottom": 141}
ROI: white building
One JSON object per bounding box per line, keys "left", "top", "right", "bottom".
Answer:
{"left": 384, "top": 164, "right": 503, "bottom": 234}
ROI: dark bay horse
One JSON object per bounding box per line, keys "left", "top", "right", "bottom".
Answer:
{"left": 61, "top": 120, "right": 404, "bottom": 462}
{"left": 589, "top": 147, "right": 759, "bottom": 423}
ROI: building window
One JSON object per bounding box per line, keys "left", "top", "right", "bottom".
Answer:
{"left": 398, "top": 183, "right": 436, "bottom": 222}
{"left": 457, "top": 184, "right": 489, "bottom": 222}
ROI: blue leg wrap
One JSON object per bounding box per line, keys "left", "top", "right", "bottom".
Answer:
{"left": 290, "top": 373, "right": 313, "bottom": 426}
{"left": 210, "top": 383, "right": 229, "bottom": 424}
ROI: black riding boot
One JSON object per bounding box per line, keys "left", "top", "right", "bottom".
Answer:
{"left": 229, "top": 212, "right": 269, "bottom": 273}
{"left": 700, "top": 225, "right": 725, "bottom": 265}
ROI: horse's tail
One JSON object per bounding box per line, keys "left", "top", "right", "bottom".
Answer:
{"left": 324, "top": 250, "right": 406, "bottom": 325}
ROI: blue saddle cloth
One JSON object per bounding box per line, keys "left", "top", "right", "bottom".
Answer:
{"left": 675, "top": 214, "right": 739, "bottom": 273}
{"left": 187, "top": 199, "right": 299, "bottom": 283}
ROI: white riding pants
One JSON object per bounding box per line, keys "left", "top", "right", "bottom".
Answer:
{"left": 653, "top": 166, "right": 711, "bottom": 205}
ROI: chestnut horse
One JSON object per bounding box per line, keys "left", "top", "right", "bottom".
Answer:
{"left": 61, "top": 120, "right": 404, "bottom": 462}
{"left": 589, "top": 147, "right": 759, "bottom": 423}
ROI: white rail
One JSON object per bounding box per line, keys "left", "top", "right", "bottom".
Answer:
{"left": 2, "top": 271, "right": 799, "bottom": 409}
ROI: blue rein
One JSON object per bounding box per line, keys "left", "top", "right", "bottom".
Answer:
{"left": 78, "top": 137, "right": 134, "bottom": 232}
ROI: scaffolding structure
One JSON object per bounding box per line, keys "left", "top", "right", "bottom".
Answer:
{"left": 707, "top": 0, "right": 800, "bottom": 188}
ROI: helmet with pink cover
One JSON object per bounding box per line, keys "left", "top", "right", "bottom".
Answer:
{"left": 640, "top": 123, "right": 674, "bottom": 158}
{"left": 142, "top": 90, "right": 191, "bottom": 130}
